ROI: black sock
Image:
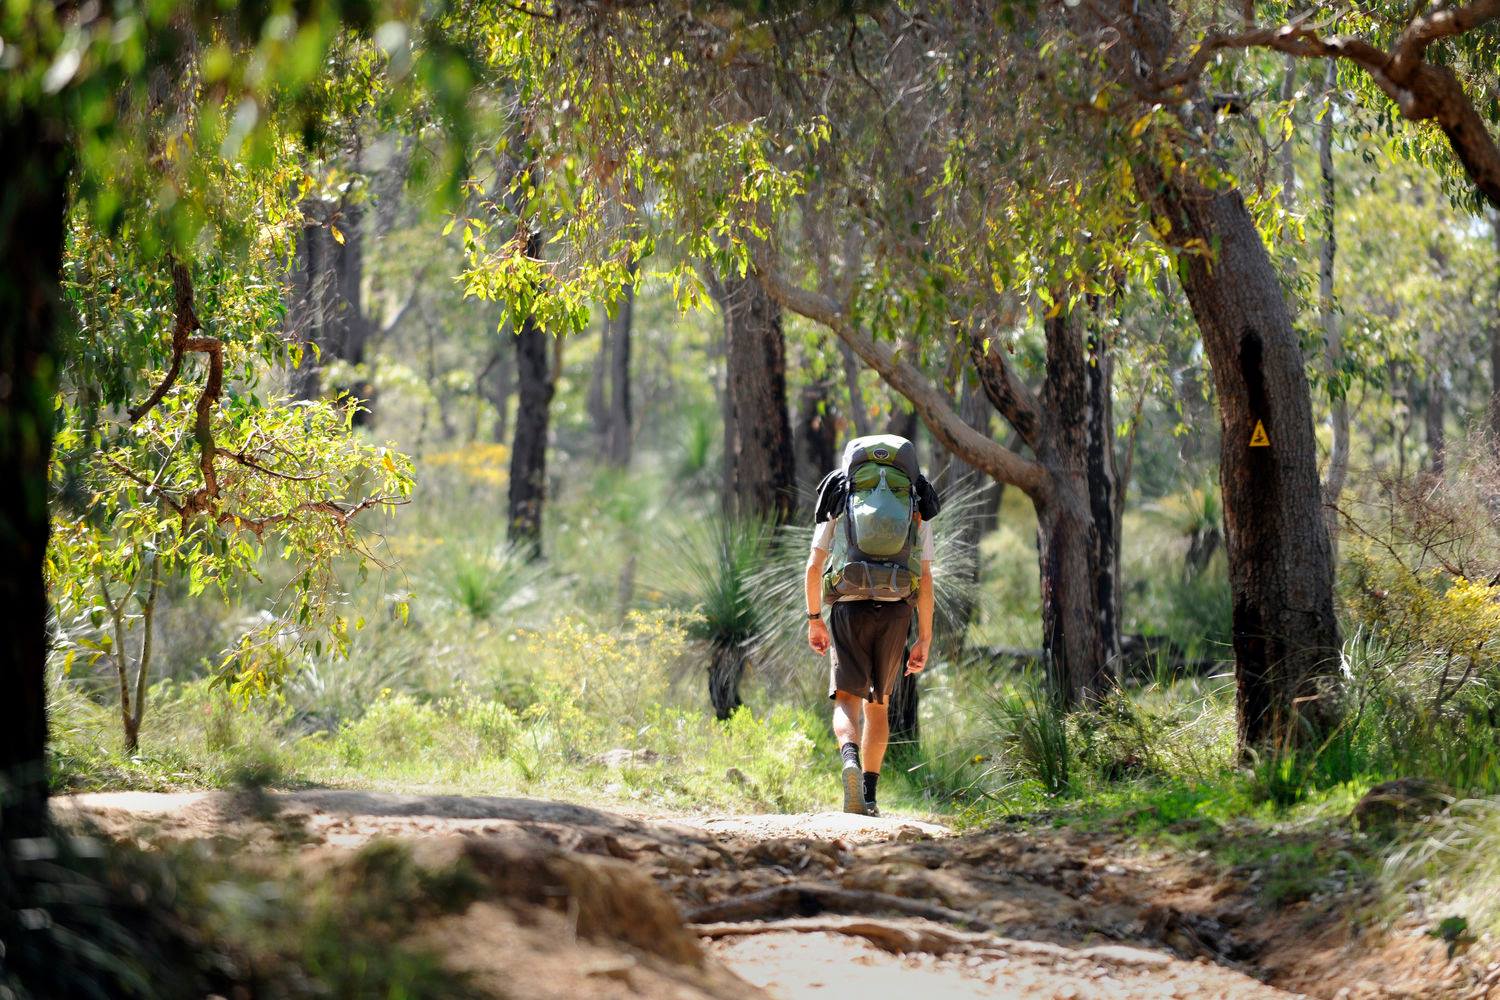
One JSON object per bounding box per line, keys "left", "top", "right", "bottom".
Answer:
{"left": 840, "top": 742, "right": 860, "bottom": 769}
{"left": 863, "top": 771, "right": 879, "bottom": 802}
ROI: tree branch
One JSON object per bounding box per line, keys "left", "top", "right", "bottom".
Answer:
{"left": 967, "top": 338, "right": 1043, "bottom": 451}
{"left": 128, "top": 257, "right": 201, "bottom": 424}
{"left": 757, "top": 268, "right": 1049, "bottom": 498}
{"left": 1153, "top": 2, "right": 1500, "bottom": 208}
{"left": 132, "top": 557, "right": 160, "bottom": 737}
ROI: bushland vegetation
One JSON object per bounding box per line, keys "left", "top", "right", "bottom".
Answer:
{"left": 4, "top": 0, "right": 1500, "bottom": 995}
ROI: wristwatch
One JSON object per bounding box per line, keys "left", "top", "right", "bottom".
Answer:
{"left": 807, "top": 610, "right": 822, "bottom": 620}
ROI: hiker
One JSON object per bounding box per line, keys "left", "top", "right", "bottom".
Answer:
{"left": 805, "top": 435, "right": 938, "bottom": 816}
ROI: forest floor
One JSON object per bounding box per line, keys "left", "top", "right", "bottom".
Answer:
{"left": 58, "top": 789, "right": 1498, "bottom": 1000}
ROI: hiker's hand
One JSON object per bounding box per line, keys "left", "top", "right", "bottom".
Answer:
{"left": 808, "top": 618, "right": 831, "bottom": 655}
{"left": 906, "top": 638, "right": 930, "bottom": 675}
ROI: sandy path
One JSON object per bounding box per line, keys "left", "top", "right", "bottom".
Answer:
{"left": 57, "top": 790, "right": 1307, "bottom": 999}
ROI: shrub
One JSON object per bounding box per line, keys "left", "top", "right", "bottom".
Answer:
{"left": 988, "top": 684, "right": 1071, "bottom": 795}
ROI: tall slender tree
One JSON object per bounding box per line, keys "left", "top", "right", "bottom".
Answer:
{"left": 708, "top": 268, "right": 798, "bottom": 524}
{"left": 509, "top": 225, "right": 555, "bottom": 558}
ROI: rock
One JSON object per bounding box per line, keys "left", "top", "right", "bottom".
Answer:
{"left": 1349, "top": 779, "right": 1450, "bottom": 833}
{"left": 590, "top": 747, "right": 662, "bottom": 768}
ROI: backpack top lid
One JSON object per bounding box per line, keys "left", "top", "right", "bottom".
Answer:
{"left": 841, "top": 434, "right": 920, "bottom": 481}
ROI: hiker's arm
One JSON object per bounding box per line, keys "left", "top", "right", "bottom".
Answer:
{"left": 908, "top": 560, "right": 934, "bottom": 674}
{"left": 806, "top": 547, "right": 831, "bottom": 655}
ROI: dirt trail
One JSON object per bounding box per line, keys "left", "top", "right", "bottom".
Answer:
{"left": 58, "top": 791, "right": 1489, "bottom": 999}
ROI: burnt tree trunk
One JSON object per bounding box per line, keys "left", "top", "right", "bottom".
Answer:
{"left": 712, "top": 270, "right": 797, "bottom": 524}
{"left": 708, "top": 646, "right": 747, "bottom": 720}
{"left": 1143, "top": 170, "right": 1342, "bottom": 751}
{"left": 0, "top": 110, "right": 69, "bottom": 839}
{"left": 508, "top": 229, "right": 555, "bottom": 559}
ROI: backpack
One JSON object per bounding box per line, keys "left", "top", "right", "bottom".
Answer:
{"left": 815, "top": 434, "right": 939, "bottom": 604}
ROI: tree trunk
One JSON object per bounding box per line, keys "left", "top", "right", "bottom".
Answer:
{"left": 839, "top": 340, "right": 872, "bottom": 438}
{"left": 797, "top": 374, "right": 839, "bottom": 485}
{"left": 477, "top": 340, "right": 513, "bottom": 444}
{"left": 886, "top": 404, "right": 919, "bottom": 443}
{"left": 1318, "top": 59, "right": 1350, "bottom": 556}
{"left": 508, "top": 229, "right": 555, "bottom": 559}
{"left": 586, "top": 320, "right": 609, "bottom": 445}
{"left": 1085, "top": 318, "right": 1123, "bottom": 672}
{"left": 713, "top": 269, "right": 797, "bottom": 524}
{"left": 605, "top": 271, "right": 635, "bottom": 467}
{"left": 1030, "top": 309, "right": 1120, "bottom": 707}
{"left": 286, "top": 198, "right": 376, "bottom": 423}
{"left": 1142, "top": 169, "right": 1343, "bottom": 752}
{"left": 1425, "top": 371, "right": 1447, "bottom": 476}
{"left": 708, "top": 645, "right": 746, "bottom": 720}
{"left": 0, "top": 110, "right": 69, "bottom": 839}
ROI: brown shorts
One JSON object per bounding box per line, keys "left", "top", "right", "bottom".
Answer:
{"left": 828, "top": 600, "right": 914, "bottom": 704}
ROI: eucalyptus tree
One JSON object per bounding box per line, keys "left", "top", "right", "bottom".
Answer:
{"left": 460, "top": 0, "right": 1361, "bottom": 747}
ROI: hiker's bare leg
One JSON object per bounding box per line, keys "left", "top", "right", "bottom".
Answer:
{"left": 832, "top": 691, "right": 863, "bottom": 747}
{"left": 861, "top": 699, "right": 890, "bottom": 775}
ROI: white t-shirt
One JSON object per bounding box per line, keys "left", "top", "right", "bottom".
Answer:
{"left": 811, "top": 516, "right": 934, "bottom": 563}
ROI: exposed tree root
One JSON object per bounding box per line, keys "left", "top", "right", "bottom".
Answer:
{"left": 683, "top": 882, "right": 990, "bottom": 930}
{"left": 691, "top": 916, "right": 989, "bottom": 955}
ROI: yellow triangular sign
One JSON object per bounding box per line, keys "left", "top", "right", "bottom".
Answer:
{"left": 1249, "top": 420, "right": 1270, "bottom": 448}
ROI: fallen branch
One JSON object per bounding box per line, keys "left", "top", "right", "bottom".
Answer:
{"left": 683, "top": 882, "right": 991, "bottom": 931}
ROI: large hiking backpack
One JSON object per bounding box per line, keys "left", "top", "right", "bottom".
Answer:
{"left": 816, "top": 434, "right": 934, "bottom": 604}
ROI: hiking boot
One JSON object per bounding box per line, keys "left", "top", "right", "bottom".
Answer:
{"left": 842, "top": 761, "right": 865, "bottom": 814}
{"left": 863, "top": 799, "right": 881, "bottom": 818}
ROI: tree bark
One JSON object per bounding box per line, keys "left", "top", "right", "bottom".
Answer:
{"left": 1030, "top": 310, "right": 1120, "bottom": 707}
{"left": 0, "top": 109, "right": 69, "bottom": 839}
{"left": 712, "top": 269, "right": 797, "bottom": 524}
{"left": 1141, "top": 168, "right": 1343, "bottom": 751}
{"left": 508, "top": 227, "right": 555, "bottom": 559}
